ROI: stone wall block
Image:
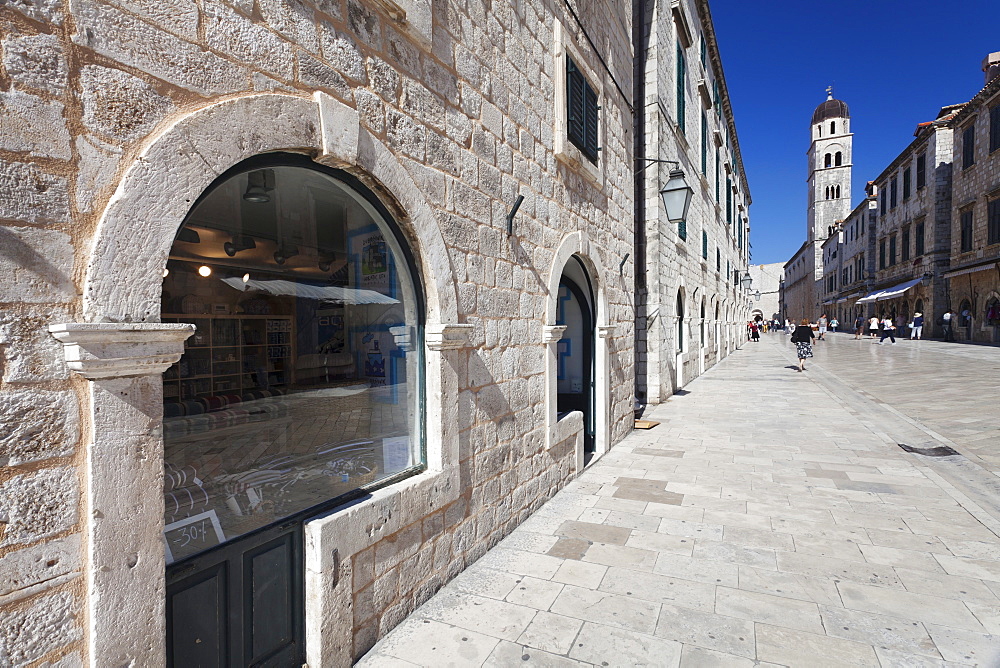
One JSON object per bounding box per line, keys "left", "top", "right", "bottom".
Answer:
{"left": 298, "top": 53, "right": 353, "bottom": 100}
{"left": 70, "top": 0, "right": 247, "bottom": 96}
{"left": 0, "top": 467, "right": 79, "bottom": 548}
{"left": 0, "top": 161, "right": 69, "bottom": 224}
{"left": 79, "top": 66, "right": 174, "bottom": 144}
{"left": 318, "top": 24, "right": 367, "bottom": 83}
{"left": 0, "top": 92, "right": 72, "bottom": 159}
{"left": 0, "top": 389, "right": 79, "bottom": 466}
{"left": 0, "top": 534, "right": 81, "bottom": 600}
{"left": 74, "top": 135, "right": 124, "bottom": 215}
{"left": 0, "top": 227, "right": 75, "bottom": 304}
{"left": 4, "top": 0, "right": 64, "bottom": 24}
{"left": 0, "top": 310, "right": 71, "bottom": 382}
{"left": 1, "top": 33, "right": 69, "bottom": 94}
{"left": 258, "top": 0, "right": 319, "bottom": 52}
{"left": 203, "top": 0, "right": 295, "bottom": 80}
{"left": 107, "top": 0, "right": 199, "bottom": 39}
{"left": 0, "top": 591, "right": 81, "bottom": 667}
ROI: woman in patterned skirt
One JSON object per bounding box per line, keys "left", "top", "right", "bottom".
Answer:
{"left": 790, "top": 318, "right": 815, "bottom": 372}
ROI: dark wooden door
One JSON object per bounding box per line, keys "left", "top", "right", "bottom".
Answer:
{"left": 166, "top": 520, "right": 304, "bottom": 667}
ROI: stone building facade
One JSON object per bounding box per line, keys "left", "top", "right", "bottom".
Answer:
{"left": 861, "top": 112, "right": 954, "bottom": 331}
{"left": 634, "top": 0, "right": 751, "bottom": 405}
{"left": 823, "top": 186, "right": 877, "bottom": 326}
{"left": 944, "top": 57, "right": 1000, "bottom": 343}
{"left": 0, "top": 0, "right": 648, "bottom": 665}
{"left": 748, "top": 262, "right": 783, "bottom": 323}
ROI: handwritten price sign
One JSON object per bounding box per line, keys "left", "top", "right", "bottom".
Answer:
{"left": 163, "top": 510, "right": 226, "bottom": 564}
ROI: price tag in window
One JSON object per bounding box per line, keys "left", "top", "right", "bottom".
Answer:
{"left": 163, "top": 510, "right": 226, "bottom": 564}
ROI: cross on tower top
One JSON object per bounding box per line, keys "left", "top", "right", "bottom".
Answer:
{"left": 826, "top": 85, "right": 834, "bottom": 100}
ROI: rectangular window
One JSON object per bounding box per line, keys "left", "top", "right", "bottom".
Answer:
{"left": 915, "top": 221, "right": 925, "bottom": 256}
{"left": 916, "top": 154, "right": 926, "bottom": 189}
{"left": 902, "top": 227, "right": 910, "bottom": 261}
{"left": 989, "top": 198, "right": 1000, "bottom": 245}
{"left": 991, "top": 105, "right": 1000, "bottom": 153}
{"left": 960, "top": 209, "right": 974, "bottom": 252}
{"left": 889, "top": 234, "right": 897, "bottom": 265}
{"left": 700, "top": 34, "right": 706, "bottom": 66}
{"left": 678, "top": 218, "right": 687, "bottom": 241}
{"left": 880, "top": 188, "right": 887, "bottom": 215}
{"left": 890, "top": 177, "right": 898, "bottom": 209}
{"left": 714, "top": 147, "right": 720, "bottom": 200}
{"left": 676, "top": 44, "right": 686, "bottom": 134}
{"left": 713, "top": 79, "right": 720, "bottom": 116}
{"left": 716, "top": 247, "right": 721, "bottom": 271}
{"left": 902, "top": 168, "right": 911, "bottom": 200}
{"left": 702, "top": 230, "right": 708, "bottom": 259}
{"left": 963, "top": 124, "right": 975, "bottom": 169}
{"left": 879, "top": 239, "right": 886, "bottom": 269}
{"left": 701, "top": 112, "right": 708, "bottom": 175}
{"left": 566, "top": 56, "right": 599, "bottom": 163}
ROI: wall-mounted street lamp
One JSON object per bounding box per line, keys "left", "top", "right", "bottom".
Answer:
{"left": 754, "top": 290, "right": 761, "bottom": 301}
{"left": 740, "top": 272, "right": 753, "bottom": 291}
{"left": 635, "top": 159, "right": 693, "bottom": 225}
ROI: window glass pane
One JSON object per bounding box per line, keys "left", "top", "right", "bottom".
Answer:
{"left": 162, "top": 162, "right": 422, "bottom": 563}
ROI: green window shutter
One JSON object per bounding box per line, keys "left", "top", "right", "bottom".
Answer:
{"left": 726, "top": 177, "right": 732, "bottom": 224}
{"left": 676, "top": 44, "right": 686, "bottom": 133}
{"left": 715, "top": 147, "right": 720, "bottom": 201}
{"left": 700, "top": 36, "right": 706, "bottom": 65}
{"left": 702, "top": 230, "right": 708, "bottom": 259}
{"left": 566, "top": 56, "right": 599, "bottom": 163}
{"left": 713, "top": 79, "right": 720, "bottom": 116}
{"left": 701, "top": 112, "right": 707, "bottom": 175}
{"left": 678, "top": 218, "right": 687, "bottom": 240}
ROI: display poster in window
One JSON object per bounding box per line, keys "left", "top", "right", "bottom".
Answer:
{"left": 350, "top": 226, "right": 395, "bottom": 298}
{"left": 163, "top": 510, "right": 226, "bottom": 564}
{"left": 354, "top": 329, "right": 399, "bottom": 404}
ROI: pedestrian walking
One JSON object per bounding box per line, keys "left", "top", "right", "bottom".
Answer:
{"left": 868, "top": 316, "right": 880, "bottom": 338}
{"left": 854, "top": 315, "right": 865, "bottom": 339}
{"left": 911, "top": 312, "right": 924, "bottom": 340}
{"left": 830, "top": 318, "right": 839, "bottom": 333}
{"left": 790, "top": 319, "right": 815, "bottom": 372}
{"left": 751, "top": 322, "right": 760, "bottom": 342}
{"left": 942, "top": 309, "right": 955, "bottom": 342}
{"left": 877, "top": 317, "right": 897, "bottom": 344}
{"left": 817, "top": 314, "right": 828, "bottom": 340}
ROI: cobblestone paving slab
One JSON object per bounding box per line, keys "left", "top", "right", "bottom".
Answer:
{"left": 359, "top": 335, "right": 1000, "bottom": 666}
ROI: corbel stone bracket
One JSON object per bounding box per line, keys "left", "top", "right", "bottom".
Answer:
{"left": 596, "top": 325, "right": 616, "bottom": 339}
{"left": 542, "top": 325, "right": 567, "bottom": 343}
{"left": 48, "top": 322, "right": 195, "bottom": 379}
{"left": 425, "top": 323, "right": 474, "bottom": 351}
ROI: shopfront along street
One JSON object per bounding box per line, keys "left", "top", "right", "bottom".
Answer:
{"left": 360, "top": 333, "right": 1000, "bottom": 666}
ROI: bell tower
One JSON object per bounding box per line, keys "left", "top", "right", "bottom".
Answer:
{"left": 807, "top": 89, "right": 853, "bottom": 246}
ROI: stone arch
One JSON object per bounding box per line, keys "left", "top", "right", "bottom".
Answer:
{"left": 543, "top": 231, "right": 612, "bottom": 465}
{"left": 82, "top": 92, "right": 457, "bottom": 326}
{"left": 60, "top": 92, "right": 467, "bottom": 666}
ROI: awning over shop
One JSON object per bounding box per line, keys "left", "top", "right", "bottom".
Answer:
{"left": 835, "top": 297, "right": 848, "bottom": 303}
{"left": 855, "top": 277, "right": 923, "bottom": 304}
{"left": 221, "top": 277, "right": 399, "bottom": 304}
{"left": 943, "top": 262, "right": 999, "bottom": 279}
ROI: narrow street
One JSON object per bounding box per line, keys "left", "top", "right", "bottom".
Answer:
{"left": 358, "top": 333, "right": 1000, "bottom": 667}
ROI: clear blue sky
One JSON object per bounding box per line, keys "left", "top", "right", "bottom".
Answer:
{"left": 712, "top": 0, "right": 998, "bottom": 265}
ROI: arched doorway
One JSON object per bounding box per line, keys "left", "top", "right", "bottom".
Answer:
{"left": 161, "top": 154, "right": 424, "bottom": 665}
{"left": 675, "top": 290, "right": 685, "bottom": 388}
{"left": 556, "top": 257, "right": 596, "bottom": 459}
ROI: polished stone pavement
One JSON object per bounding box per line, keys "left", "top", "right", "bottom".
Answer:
{"left": 357, "top": 333, "right": 1000, "bottom": 667}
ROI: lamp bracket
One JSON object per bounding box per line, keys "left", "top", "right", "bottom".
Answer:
{"left": 634, "top": 158, "right": 681, "bottom": 175}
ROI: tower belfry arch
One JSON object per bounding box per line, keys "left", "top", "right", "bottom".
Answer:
{"left": 807, "top": 92, "right": 853, "bottom": 286}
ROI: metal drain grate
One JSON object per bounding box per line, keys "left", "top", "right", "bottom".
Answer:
{"left": 897, "top": 443, "right": 961, "bottom": 457}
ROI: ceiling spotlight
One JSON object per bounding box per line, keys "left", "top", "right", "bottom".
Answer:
{"left": 176, "top": 228, "right": 201, "bottom": 244}
{"left": 224, "top": 235, "right": 256, "bottom": 257}
{"left": 242, "top": 169, "right": 274, "bottom": 203}
{"left": 242, "top": 273, "right": 250, "bottom": 283}
{"left": 318, "top": 258, "right": 333, "bottom": 272}
{"left": 198, "top": 265, "right": 212, "bottom": 277}
{"left": 163, "top": 268, "right": 170, "bottom": 278}
{"left": 273, "top": 245, "right": 299, "bottom": 265}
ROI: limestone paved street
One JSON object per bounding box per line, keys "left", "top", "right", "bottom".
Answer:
{"left": 358, "top": 334, "right": 1000, "bottom": 667}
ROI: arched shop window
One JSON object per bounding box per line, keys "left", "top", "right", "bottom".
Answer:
{"left": 160, "top": 155, "right": 424, "bottom": 563}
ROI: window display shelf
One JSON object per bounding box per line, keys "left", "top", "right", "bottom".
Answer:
{"left": 163, "top": 314, "right": 295, "bottom": 400}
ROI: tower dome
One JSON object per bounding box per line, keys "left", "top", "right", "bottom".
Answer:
{"left": 812, "top": 93, "right": 850, "bottom": 125}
